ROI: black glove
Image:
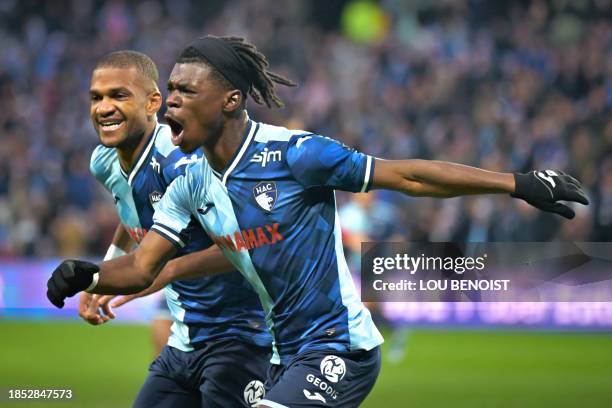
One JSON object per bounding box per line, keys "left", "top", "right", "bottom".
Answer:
{"left": 511, "top": 170, "right": 589, "bottom": 219}
{"left": 47, "top": 260, "right": 100, "bottom": 308}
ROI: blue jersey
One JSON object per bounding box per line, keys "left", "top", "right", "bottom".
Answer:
{"left": 153, "top": 119, "right": 383, "bottom": 365}
{"left": 90, "top": 123, "right": 271, "bottom": 351}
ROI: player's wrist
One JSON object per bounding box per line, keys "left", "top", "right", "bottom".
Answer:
{"left": 68, "top": 260, "right": 101, "bottom": 293}
{"left": 497, "top": 172, "right": 516, "bottom": 193}
{"left": 508, "top": 172, "right": 517, "bottom": 193}
{"left": 510, "top": 172, "right": 534, "bottom": 199}
{"left": 84, "top": 272, "right": 100, "bottom": 293}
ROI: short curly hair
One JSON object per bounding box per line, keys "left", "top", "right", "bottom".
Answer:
{"left": 94, "top": 50, "right": 159, "bottom": 91}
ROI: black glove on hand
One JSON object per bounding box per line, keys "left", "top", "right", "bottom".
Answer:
{"left": 511, "top": 170, "right": 589, "bottom": 219}
{"left": 47, "top": 260, "right": 100, "bottom": 308}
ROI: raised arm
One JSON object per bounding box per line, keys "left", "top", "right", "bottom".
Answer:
{"left": 372, "top": 159, "right": 589, "bottom": 218}
{"left": 372, "top": 159, "right": 514, "bottom": 197}
{"left": 286, "top": 134, "right": 588, "bottom": 219}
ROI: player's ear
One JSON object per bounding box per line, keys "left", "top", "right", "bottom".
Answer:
{"left": 146, "top": 90, "right": 162, "bottom": 117}
{"left": 222, "top": 90, "right": 243, "bottom": 113}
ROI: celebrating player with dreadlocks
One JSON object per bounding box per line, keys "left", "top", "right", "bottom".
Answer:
{"left": 48, "top": 35, "right": 588, "bottom": 407}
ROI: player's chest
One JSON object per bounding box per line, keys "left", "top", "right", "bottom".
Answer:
{"left": 224, "top": 169, "right": 302, "bottom": 222}
{"left": 109, "top": 170, "right": 167, "bottom": 238}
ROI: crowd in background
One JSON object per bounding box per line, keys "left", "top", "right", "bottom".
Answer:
{"left": 0, "top": 0, "right": 610, "bottom": 257}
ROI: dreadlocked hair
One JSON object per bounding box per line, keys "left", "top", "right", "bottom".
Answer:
{"left": 178, "top": 36, "right": 297, "bottom": 108}
{"left": 223, "top": 36, "right": 297, "bottom": 108}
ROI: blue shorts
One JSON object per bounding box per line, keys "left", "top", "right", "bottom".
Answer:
{"left": 259, "top": 347, "right": 381, "bottom": 408}
{"left": 133, "top": 339, "right": 270, "bottom": 408}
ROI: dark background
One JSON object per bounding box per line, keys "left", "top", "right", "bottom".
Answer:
{"left": 0, "top": 0, "right": 610, "bottom": 258}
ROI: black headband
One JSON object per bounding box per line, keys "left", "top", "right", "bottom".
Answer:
{"left": 184, "top": 36, "right": 252, "bottom": 96}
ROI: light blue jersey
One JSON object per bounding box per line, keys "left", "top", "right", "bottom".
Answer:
{"left": 90, "top": 122, "right": 271, "bottom": 351}
{"left": 153, "top": 119, "right": 383, "bottom": 364}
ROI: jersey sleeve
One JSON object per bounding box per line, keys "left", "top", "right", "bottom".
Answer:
{"left": 161, "top": 150, "right": 201, "bottom": 185}
{"left": 151, "top": 173, "right": 194, "bottom": 249}
{"left": 286, "top": 134, "right": 375, "bottom": 192}
{"left": 89, "top": 145, "right": 112, "bottom": 191}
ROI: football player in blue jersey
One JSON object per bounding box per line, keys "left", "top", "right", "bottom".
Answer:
{"left": 77, "top": 50, "right": 271, "bottom": 408}
{"left": 78, "top": 50, "right": 173, "bottom": 354}
{"left": 48, "top": 37, "right": 589, "bottom": 407}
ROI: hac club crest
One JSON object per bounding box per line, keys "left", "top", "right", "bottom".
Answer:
{"left": 253, "top": 181, "right": 277, "bottom": 212}
{"left": 149, "top": 191, "right": 163, "bottom": 208}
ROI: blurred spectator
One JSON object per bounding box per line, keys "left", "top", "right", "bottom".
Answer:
{"left": 0, "top": 0, "right": 609, "bottom": 257}
{"left": 339, "top": 191, "right": 404, "bottom": 269}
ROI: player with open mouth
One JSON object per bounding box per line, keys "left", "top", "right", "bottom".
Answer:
{"left": 48, "top": 35, "right": 589, "bottom": 408}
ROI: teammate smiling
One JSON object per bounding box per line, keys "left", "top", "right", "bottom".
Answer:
{"left": 48, "top": 36, "right": 588, "bottom": 407}
{"left": 82, "top": 50, "right": 270, "bottom": 408}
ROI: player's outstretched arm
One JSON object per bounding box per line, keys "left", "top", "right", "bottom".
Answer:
{"left": 372, "top": 159, "right": 589, "bottom": 219}
{"left": 47, "top": 231, "right": 176, "bottom": 308}
{"left": 112, "top": 245, "right": 233, "bottom": 308}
